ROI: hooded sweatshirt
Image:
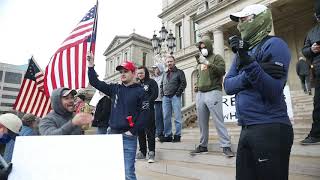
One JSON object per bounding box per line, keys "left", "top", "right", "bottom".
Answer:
{"left": 88, "top": 67, "right": 148, "bottom": 135}
{"left": 195, "top": 39, "right": 226, "bottom": 92}
{"left": 138, "top": 67, "right": 158, "bottom": 107}
{"left": 39, "top": 88, "right": 82, "bottom": 135}
{"left": 153, "top": 63, "right": 165, "bottom": 102}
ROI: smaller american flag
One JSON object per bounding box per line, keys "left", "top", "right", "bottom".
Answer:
{"left": 44, "top": 3, "right": 98, "bottom": 96}
{"left": 13, "top": 57, "right": 51, "bottom": 117}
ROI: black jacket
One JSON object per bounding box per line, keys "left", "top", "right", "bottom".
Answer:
{"left": 138, "top": 67, "right": 158, "bottom": 108}
{"left": 160, "top": 66, "right": 187, "bottom": 97}
{"left": 302, "top": 24, "right": 320, "bottom": 77}
{"left": 92, "top": 96, "right": 111, "bottom": 128}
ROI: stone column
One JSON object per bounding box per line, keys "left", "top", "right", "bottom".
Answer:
{"left": 213, "top": 28, "right": 225, "bottom": 59}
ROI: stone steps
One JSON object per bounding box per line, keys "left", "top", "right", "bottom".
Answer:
{"left": 140, "top": 141, "right": 320, "bottom": 179}
{"left": 136, "top": 168, "right": 196, "bottom": 180}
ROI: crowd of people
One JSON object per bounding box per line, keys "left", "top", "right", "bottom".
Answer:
{"left": 0, "top": 2, "right": 319, "bottom": 180}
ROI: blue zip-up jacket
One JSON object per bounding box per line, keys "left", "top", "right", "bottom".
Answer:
{"left": 224, "top": 37, "right": 291, "bottom": 126}
{"left": 88, "top": 67, "right": 148, "bottom": 135}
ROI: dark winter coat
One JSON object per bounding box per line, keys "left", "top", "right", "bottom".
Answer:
{"left": 92, "top": 96, "right": 111, "bottom": 128}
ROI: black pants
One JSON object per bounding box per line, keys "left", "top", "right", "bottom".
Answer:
{"left": 138, "top": 108, "right": 156, "bottom": 156}
{"left": 236, "top": 123, "right": 293, "bottom": 180}
{"left": 310, "top": 80, "right": 320, "bottom": 138}
{"left": 299, "top": 75, "right": 311, "bottom": 92}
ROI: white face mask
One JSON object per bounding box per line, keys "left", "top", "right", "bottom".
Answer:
{"left": 201, "top": 48, "right": 208, "bottom": 56}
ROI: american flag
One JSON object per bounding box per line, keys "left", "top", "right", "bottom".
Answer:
{"left": 13, "top": 57, "right": 51, "bottom": 117}
{"left": 44, "top": 3, "right": 98, "bottom": 96}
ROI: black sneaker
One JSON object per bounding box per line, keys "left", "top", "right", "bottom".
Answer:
{"left": 190, "top": 146, "right": 208, "bottom": 155}
{"left": 300, "top": 136, "right": 320, "bottom": 145}
{"left": 223, "top": 147, "right": 235, "bottom": 157}
{"left": 159, "top": 136, "right": 172, "bottom": 143}
{"left": 172, "top": 135, "right": 181, "bottom": 143}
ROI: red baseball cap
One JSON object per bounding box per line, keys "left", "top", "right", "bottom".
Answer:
{"left": 116, "top": 61, "right": 136, "bottom": 72}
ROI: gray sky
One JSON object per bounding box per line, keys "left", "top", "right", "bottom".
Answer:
{"left": 0, "top": 0, "right": 162, "bottom": 76}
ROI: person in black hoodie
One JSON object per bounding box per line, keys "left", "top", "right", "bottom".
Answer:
{"left": 301, "top": 0, "right": 320, "bottom": 145}
{"left": 92, "top": 92, "right": 112, "bottom": 134}
{"left": 135, "top": 66, "right": 158, "bottom": 163}
{"left": 87, "top": 53, "right": 148, "bottom": 180}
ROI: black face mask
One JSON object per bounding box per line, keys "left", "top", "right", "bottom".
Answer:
{"left": 0, "top": 133, "right": 11, "bottom": 144}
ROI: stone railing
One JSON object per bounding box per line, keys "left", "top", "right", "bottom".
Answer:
{"left": 181, "top": 102, "right": 197, "bottom": 127}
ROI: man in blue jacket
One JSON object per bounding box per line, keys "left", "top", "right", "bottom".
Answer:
{"left": 87, "top": 54, "right": 148, "bottom": 180}
{"left": 225, "top": 4, "right": 293, "bottom": 180}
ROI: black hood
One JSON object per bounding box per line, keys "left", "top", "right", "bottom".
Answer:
{"left": 139, "top": 66, "right": 150, "bottom": 82}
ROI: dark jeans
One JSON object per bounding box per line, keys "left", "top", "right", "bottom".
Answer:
{"left": 236, "top": 123, "right": 293, "bottom": 180}
{"left": 299, "top": 75, "right": 311, "bottom": 92}
{"left": 138, "top": 108, "right": 156, "bottom": 156}
{"left": 309, "top": 80, "right": 320, "bottom": 138}
{"left": 154, "top": 101, "right": 164, "bottom": 137}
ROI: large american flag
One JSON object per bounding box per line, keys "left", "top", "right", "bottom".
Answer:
{"left": 44, "top": 3, "right": 98, "bottom": 96}
{"left": 13, "top": 57, "right": 51, "bottom": 117}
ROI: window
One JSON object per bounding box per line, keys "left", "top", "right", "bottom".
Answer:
{"left": 3, "top": 87, "right": 20, "bottom": 92}
{"left": 0, "top": 103, "right": 13, "bottom": 107}
{"left": 176, "top": 23, "right": 183, "bottom": 49}
{"left": 4, "top": 72, "right": 22, "bottom": 84}
{"left": 142, "top": 52, "right": 147, "bottom": 66}
{"left": 0, "top": 71, "right": 3, "bottom": 81}
{"left": 205, "top": 1, "right": 209, "bottom": 10}
{"left": 2, "top": 95, "right": 17, "bottom": 99}
{"left": 191, "top": 16, "right": 200, "bottom": 44}
{"left": 110, "top": 60, "right": 113, "bottom": 73}
{"left": 117, "top": 56, "right": 120, "bottom": 66}
{"left": 124, "top": 52, "right": 128, "bottom": 61}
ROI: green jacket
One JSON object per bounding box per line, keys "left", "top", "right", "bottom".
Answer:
{"left": 195, "top": 39, "right": 225, "bottom": 92}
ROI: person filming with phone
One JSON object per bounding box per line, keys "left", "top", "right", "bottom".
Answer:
{"left": 300, "top": 0, "right": 320, "bottom": 145}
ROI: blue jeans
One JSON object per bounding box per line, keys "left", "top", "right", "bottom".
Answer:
{"left": 154, "top": 101, "right": 164, "bottom": 137}
{"left": 96, "top": 127, "right": 108, "bottom": 134}
{"left": 107, "top": 128, "right": 137, "bottom": 180}
{"left": 162, "top": 95, "right": 182, "bottom": 137}
{"left": 123, "top": 134, "right": 137, "bottom": 180}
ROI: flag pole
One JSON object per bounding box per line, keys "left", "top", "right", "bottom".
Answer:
{"left": 89, "top": 0, "right": 98, "bottom": 56}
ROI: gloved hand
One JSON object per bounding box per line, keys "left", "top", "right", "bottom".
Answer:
{"left": 198, "top": 55, "right": 209, "bottom": 65}
{"left": 228, "top": 35, "right": 249, "bottom": 53}
{"left": 260, "top": 61, "right": 286, "bottom": 79}
{"left": 0, "top": 163, "right": 12, "bottom": 180}
{"left": 228, "top": 36, "right": 253, "bottom": 66}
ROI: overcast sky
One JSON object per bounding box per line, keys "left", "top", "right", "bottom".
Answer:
{"left": 0, "top": 0, "right": 162, "bottom": 76}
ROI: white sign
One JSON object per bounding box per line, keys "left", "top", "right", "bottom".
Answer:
{"left": 9, "top": 135, "right": 125, "bottom": 180}
{"left": 222, "top": 85, "right": 294, "bottom": 123}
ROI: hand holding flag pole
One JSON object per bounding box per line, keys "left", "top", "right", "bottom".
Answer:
{"left": 87, "top": 51, "right": 95, "bottom": 67}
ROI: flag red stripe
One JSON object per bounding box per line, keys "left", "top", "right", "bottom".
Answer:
{"left": 19, "top": 80, "right": 32, "bottom": 112}
{"left": 67, "top": 49, "right": 72, "bottom": 88}
{"left": 82, "top": 42, "right": 87, "bottom": 87}
{"left": 63, "top": 28, "right": 93, "bottom": 43}
{"left": 50, "top": 54, "right": 58, "bottom": 90}
{"left": 72, "top": 21, "right": 94, "bottom": 32}
{"left": 31, "top": 90, "right": 41, "bottom": 114}
{"left": 58, "top": 52, "right": 65, "bottom": 87}
{"left": 13, "top": 79, "right": 27, "bottom": 109}
{"left": 25, "top": 83, "right": 37, "bottom": 112}
{"left": 75, "top": 45, "right": 79, "bottom": 88}
{"left": 35, "top": 94, "right": 45, "bottom": 116}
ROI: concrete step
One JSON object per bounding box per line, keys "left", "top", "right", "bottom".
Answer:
{"left": 136, "top": 168, "right": 196, "bottom": 180}
{"left": 156, "top": 141, "right": 320, "bottom": 158}
{"left": 154, "top": 148, "right": 320, "bottom": 177}
{"left": 136, "top": 159, "right": 320, "bottom": 180}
